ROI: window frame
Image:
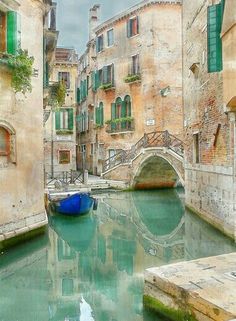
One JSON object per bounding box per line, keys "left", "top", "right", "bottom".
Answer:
{"left": 58, "top": 71, "right": 70, "bottom": 89}
{"left": 0, "top": 126, "right": 10, "bottom": 156}
{"left": 107, "top": 28, "right": 114, "bottom": 47}
{"left": 127, "top": 16, "right": 139, "bottom": 38}
{"left": 96, "top": 34, "right": 104, "bottom": 53}
{"left": 131, "top": 54, "right": 140, "bottom": 75}
{"left": 58, "top": 149, "right": 71, "bottom": 164}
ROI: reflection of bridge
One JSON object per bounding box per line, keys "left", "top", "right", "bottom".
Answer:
{"left": 101, "top": 131, "right": 185, "bottom": 188}
{"left": 98, "top": 190, "right": 185, "bottom": 260}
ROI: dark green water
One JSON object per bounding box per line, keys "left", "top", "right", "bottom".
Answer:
{"left": 0, "top": 189, "right": 236, "bottom": 321}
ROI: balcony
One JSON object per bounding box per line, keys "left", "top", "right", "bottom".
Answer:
{"left": 105, "top": 118, "right": 134, "bottom": 134}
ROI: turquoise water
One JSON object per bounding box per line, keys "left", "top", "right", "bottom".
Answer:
{"left": 0, "top": 189, "right": 236, "bottom": 321}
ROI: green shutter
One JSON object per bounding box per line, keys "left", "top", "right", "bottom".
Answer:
{"left": 136, "top": 16, "right": 139, "bottom": 34}
{"left": 121, "top": 101, "right": 127, "bottom": 129}
{"left": 96, "top": 107, "right": 100, "bottom": 125}
{"left": 96, "top": 37, "right": 99, "bottom": 53}
{"left": 111, "top": 64, "right": 114, "bottom": 86}
{"left": 85, "top": 79, "right": 88, "bottom": 97}
{"left": 77, "top": 88, "right": 80, "bottom": 103}
{"left": 111, "top": 103, "right": 116, "bottom": 131}
{"left": 207, "top": 4, "right": 223, "bottom": 73}
{"left": 7, "top": 11, "right": 18, "bottom": 54}
{"left": 95, "top": 70, "right": 100, "bottom": 89}
{"left": 100, "top": 103, "right": 104, "bottom": 126}
{"left": 55, "top": 110, "right": 61, "bottom": 130}
{"left": 68, "top": 109, "right": 74, "bottom": 130}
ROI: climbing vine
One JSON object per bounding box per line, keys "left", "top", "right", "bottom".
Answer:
{"left": 49, "top": 81, "right": 66, "bottom": 107}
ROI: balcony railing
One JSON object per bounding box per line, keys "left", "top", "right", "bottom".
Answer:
{"left": 106, "top": 119, "right": 135, "bottom": 134}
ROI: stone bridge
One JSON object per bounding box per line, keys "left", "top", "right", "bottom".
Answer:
{"left": 101, "top": 131, "right": 185, "bottom": 189}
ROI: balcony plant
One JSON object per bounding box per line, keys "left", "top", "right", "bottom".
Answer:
{"left": 49, "top": 81, "right": 66, "bottom": 107}
{"left": 99, "top": 83, "right": 114, "bottom": 90}
{"left": 124, "top": 74, "right": 141, "bottom": 83}
{"left": 4, "top": 50, "right": 34, "bottom": 94}
{"left": 105, "top": 116, "right": 134, "bottom": 125}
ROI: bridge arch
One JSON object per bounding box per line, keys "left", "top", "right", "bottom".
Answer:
{"left": 131, "top": 151, "right": 184, "bottom": 189}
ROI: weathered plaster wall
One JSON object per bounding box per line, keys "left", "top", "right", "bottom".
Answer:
{"left": 44, "top": 62, "right": 78, "bottom": 174}
{"left": 0, "top": 0, "right": 47, "bottom": 241}
{"left": 78, "top": 2, "right": 183, "bottom": 176}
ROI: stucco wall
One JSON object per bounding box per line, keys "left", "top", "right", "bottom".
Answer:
{"left": 0, "top": 0, "right": 47, "bottom": 241}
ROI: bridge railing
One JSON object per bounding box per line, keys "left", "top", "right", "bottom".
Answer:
{"left": 103, "top": 131, "right": 184, "bottom": 173}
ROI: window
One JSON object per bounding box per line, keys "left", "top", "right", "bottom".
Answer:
{"left": 127, "top": 16, "right": 139, "bottom": 38}
{"left": 91, "top": 143, "right": 94, "bottom": 156}
{"left": 58, "top": 72, "right": 70, "bottom": 89}
{"left": 80, "top": 79, "right": 87, "bottom": 101}
{"left": 55, "top": 108, "right": 74, "bottom": 131}
{"left": 131, "top": 54, "right": 140, "bottom": 75}
{"left": 110, "top": 96, "right": 132, "bottom": 132}
{"left": 0, "top": 127, "right": 10, "bottom": 156}
{"left": 0, "top": 11, "right": 21, "bottom": 54}
{"left": 102, "top": 64, "right": 114, "bottom": 85}
{"left": 58, "top": 150, "right": 70, "bottom": 164}
{"left": 207, "top": 3, "right": 224, "bottom": 72}
{"left": 107, "top": 29, "right": 114, "bottom": 47}
{"left": 96, "top": 34, "right": 104, "bottom": 53}
{"left": 62, "top": 278, "right": 74, "bottom": 296}
{"left": 193, "top": 133, "right": 200, "bottom": 164}
{"left": 95, "top": 102, "right": 104, "bottom": 126}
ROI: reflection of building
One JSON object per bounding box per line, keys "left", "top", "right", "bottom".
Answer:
{"left": 183, "top": 0, "right": 236, "bottom": 240}
{"left": 44, "top": 48, "right": 78, "bottom": 176}
{"left": 0, "top": 0, "right": 54, "bottom": 247}
{"left": 0, "top": 237, "right": 48, "bottom": 321}
{"left": 47, "top": 227, "right": 80, "bottom": 320}
{"left": 77, "top": 0, "right": 183, "bottom": 175}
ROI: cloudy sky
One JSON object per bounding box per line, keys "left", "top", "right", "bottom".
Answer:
{"left": 56, "top": 0, "right": 139, "bottom": 55}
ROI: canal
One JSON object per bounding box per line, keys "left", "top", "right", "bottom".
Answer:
{"left": 0, "top": 189, "right": 236, "bottom": 321}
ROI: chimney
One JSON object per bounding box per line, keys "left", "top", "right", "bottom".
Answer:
{"left": 50, "top": 2, "right": 57, "bottom": 30}
{"left": 89, "top": 4, "right": 100, "bottom": 40}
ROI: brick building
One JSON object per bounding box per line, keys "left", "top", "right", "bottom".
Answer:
{"left": 77, "top": 0, "right": 183, "bottom": 175}
{"left": 183, "top": 0, "right": 236, "bottom": 239}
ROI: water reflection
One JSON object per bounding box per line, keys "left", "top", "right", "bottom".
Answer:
{"left": 0, "top": 189, "right": 235, "bottom": 321}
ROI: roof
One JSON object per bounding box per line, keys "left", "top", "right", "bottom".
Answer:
{"left": 94, "top": 0, "right": 182, "bottom": 34}
{"left": 55, "top": 47, "right": 78, "bottom": 64}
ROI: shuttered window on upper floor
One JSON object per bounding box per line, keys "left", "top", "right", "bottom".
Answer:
{"left": 55, "top": 108, "right": 74, "bottom": 131}
{"left": 127, "top": 16, "right": 139, "bottom": 38}
{"left": 96, "top": 34, "right": 104, "bottom": 53}
{"left": 207, "top": 2, "right": 224, "bottom": 73}
{"left": 0, "top": 10, "right": 21, "bottom": 54}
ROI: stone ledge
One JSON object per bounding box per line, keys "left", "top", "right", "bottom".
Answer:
{"left": 144, "top": 253, "right": 236, "bottom": 321}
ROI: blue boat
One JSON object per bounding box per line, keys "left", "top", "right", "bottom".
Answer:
{"left": 50, "top": 193, "right": 97, "bottom": 216}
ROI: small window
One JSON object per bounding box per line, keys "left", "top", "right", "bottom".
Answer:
{"left": 62, "top": 278, "right": 74, "bottom": 296}
{"left": 127, "top": 16, "right": 139, "bottom": 38}
{"left": 0, "top": 127, "right": 10, "bottom": 156}
{"left": 58, "top": 72, "right": 70, "bottom": 89}
{"left": 107, "top": 29, "right": 114, "bottom": 47}
{"left": 0, "top": 11, "right": 6, "bottom": 52}
{"left": 55, "top": 109, "right": 74, "bottom": 131}
{"left": 193, "top": 133, "right": 200, "bottom": 164}
{"left": 102, "top": 64, "right": 114, "bottom": 85}
{"left": 58, "top": 150, "right": 70, "bottom": 164}
{"left": 131, "top": 54, "right": 140, "bottom": 75}
{"left": 96, "top": 34, "right": 104, "bottom": 53}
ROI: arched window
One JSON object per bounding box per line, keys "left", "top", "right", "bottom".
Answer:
{"left": 115, "top": 97, "right": 122, "bottom": 119}
{"left": 0, "top": 121, "right": 16, "bottom": 165}
{"left": 124, "top": 95, "right": 131, "bottom": 117}
{"left": 0, "top": 127, "right": 10, "bottom": 156}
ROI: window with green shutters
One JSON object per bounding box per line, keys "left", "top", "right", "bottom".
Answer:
{"left": 207, "top": 2, "right": 224, "bottom": 73}
{"left": 96, "top": 34, "right": 104, "bottom": 53}
{"left": 0, "top": 10, "right": 21, "bottom": 54}
{"left": 77, "top": 88, "right": 81, "bottom": 104}
{"left": 95, "top": 102, "right": 104, "bottom": 126}
{"left": 55, "top": 108, "right": 74, "bottom": 132}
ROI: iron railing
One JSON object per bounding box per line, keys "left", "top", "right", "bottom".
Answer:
{"left": 103, "top": 131, "right": 184, "bottom": 172}
{"left": 45, "top": 170, "right": 84, "bottom": 187}
{"left": 105, "top": 119, "right": 135, "bottom": 134}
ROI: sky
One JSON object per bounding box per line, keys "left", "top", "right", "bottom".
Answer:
{"left": 56, "top": 0, "right": 139, "bottom": 56}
